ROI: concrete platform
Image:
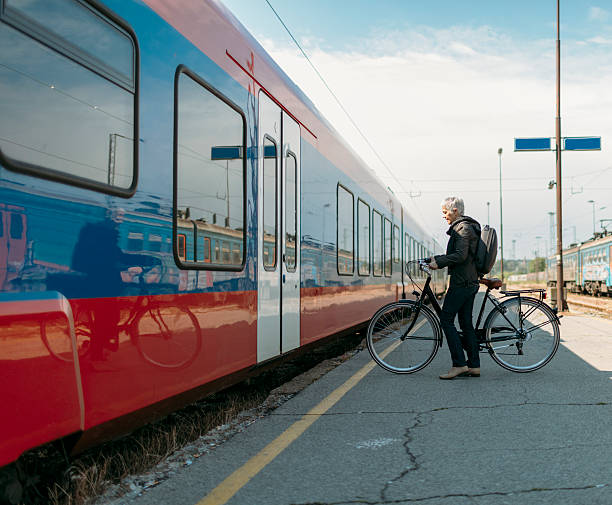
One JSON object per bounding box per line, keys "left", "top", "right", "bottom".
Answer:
{"left": 121, "top": 303, "right": 612, "bottom": 505}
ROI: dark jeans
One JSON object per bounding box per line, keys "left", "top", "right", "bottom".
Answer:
{"left": 440, "top": 284, "right": 480, "bottom": 368}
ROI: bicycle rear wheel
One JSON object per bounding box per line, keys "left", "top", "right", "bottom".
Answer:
{"left": 132, "top": 305, "right": 201, "bottom": 369}
{"left": 484, "top": 297, "right": 560, "bottom": 372}
{"left": 366, "top": 300, "right": 441, "bottom": 374}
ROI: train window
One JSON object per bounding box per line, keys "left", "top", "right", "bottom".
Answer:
{"left": 148, "top": 233, "right": 162, "bottom": 252}
{"left": 373, "top": 210, "right": 383, "bottom": 276}
{"left": 204, "top": 237, "right": 211, "bottom": 262}
{"left": 222, "top": 240, "right": 230, "bottom": 264}
{"left": 337, "top": 184, "right": 354, "bottom": 275}
{"left": 232, "top": 242, "right": 240, "bottom": 264}
{"left": 285, "top": 152, "right": 297, "bottom": 272}
{"left": 174, "top": 68, "right": 246, "bottom": 270}
{"left": 263, "top": 137, "right": 277, "bottom": 270}
{"left": 9, "top": 213, "right": 23, "bottom": 239}
{"left": 393, "top": 225, "right": 400, "bottom": 264}
{"left": 0, "top": 0, "right": 136, "bottom": 194}
{"left": 177, "top": 234, "right": 186, "bottom": 261}
{"left": 357, "top": 199, "right": 370, "bottom": 276}
{"left": 214, "top": 240, "right": 220, "bottom": 263}
{"left": 127, "top": 231, "right": 144, "bottom": 251}
{"left": 384, "top": 218, "right": 392, "bottom": 276}
{"left": 196, "top": 235, "right": 211, "bottom": 263}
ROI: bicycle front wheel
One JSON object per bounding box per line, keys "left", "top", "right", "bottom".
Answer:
{"left": 484, "top": 297, "right": 560, "bottom": 372}
{"left": 366, "top": 300, "right": 441, "bottom": 374}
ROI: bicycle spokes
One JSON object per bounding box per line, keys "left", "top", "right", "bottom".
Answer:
{"left": 484, "top": 297, "right": 559, "bottom": 372}
{"left": 367, "top": 301, "right": 440, "bottom": 374}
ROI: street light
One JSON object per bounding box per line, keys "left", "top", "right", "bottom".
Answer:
{"left": 498, "top": 147, "right": 504, "bottom": 282}
{"left": 535, "top": 235, "right": 543, "bottom": 258}
{"left": 588, "top": 199, "right": 595, "bottom": 236}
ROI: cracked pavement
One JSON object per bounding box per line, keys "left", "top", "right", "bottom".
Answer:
{"left": 113, "top": 307, "right": 612, "bottom": 505}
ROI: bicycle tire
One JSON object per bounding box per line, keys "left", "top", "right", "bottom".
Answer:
{"left": 131, "top": 304, "right": 202, "bottom": 369}
{"left": 483, "top": 296, "right": 560, "bottom": 373}
{"left": 366, "top": 300, "right": 441, "bottom": 374}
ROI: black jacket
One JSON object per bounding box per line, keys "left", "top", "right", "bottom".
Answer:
{"left": 434, "top": 216, "right": 481, "bottom": 287}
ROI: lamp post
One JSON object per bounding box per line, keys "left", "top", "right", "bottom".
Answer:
{"left": 588, "top": 199, "right": 595, "bottom": 236}
{"left": 498, "top": 147, "right": 504, "bottom": 282}
{"left": 548, "top": 211, "right": 555, "bottom": 256}
{"left": 554, "top": 0, "right": 566, "bottom": 310}
{"left": 486, "top": 201, "right": 490, "bottom": 226}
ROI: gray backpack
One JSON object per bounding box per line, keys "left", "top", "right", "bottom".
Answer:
{"left": 475, "top": 225, "right": 498, "bottom": 276}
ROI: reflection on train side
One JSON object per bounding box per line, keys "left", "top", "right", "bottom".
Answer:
{"left": 41, "top": 267, "right": 201, "bottom": 369}
{"left": 176, "top": 217, "right": 243, "bottom": 265}
{"left": 0, "top": 203, "right": 27, "bottom": 290}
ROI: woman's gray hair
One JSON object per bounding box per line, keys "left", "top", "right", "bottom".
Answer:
{"left": 441, "top": 196, "right": 464, "bottom": 215}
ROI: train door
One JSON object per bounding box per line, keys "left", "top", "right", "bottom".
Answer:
{"left": 7, "top": 206, "right": 27, "bottom": 271}
{"left": 281, "top": 111, "right": 300, "bottom": 354}
{"left": 257, "top": 92, "right": 301, "bottom": 362}
{"left": 0, "top": 205, "right": 27, "bottom": 287}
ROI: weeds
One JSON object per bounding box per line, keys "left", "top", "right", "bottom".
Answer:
{"left": 12, "top": 332, "right": 364, "bottom": 505}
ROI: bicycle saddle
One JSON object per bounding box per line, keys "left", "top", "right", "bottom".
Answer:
{"left": 479, "top": 277, "right": 503, "bottom": 289}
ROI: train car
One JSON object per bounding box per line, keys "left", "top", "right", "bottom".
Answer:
{"left": 546, "top": 245, "right": 579, "bottom": 292}
{"left": 0, "top": 0, "right": 446, "bottom": 478}
{"left": 547, "top": 234, "right": 612, "bottom": 295}
{"left": 579, "top": 235, "right": 612, "bottom": 295}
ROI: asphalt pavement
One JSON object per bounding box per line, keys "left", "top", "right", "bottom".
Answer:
{"left": 120, "top": 297, "right": 612, "bottom": 505}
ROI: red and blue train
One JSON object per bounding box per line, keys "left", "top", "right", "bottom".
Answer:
{"left": 0, "top": 0, "right": 446, "bottom": 471}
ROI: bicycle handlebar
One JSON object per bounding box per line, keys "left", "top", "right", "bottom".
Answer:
{"left": 406, "top": 259, "right": 432, "bottom": 276}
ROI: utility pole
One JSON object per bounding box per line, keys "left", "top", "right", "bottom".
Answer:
{"left": 554, "top": 0, "right": 567, "bottom": 310}
{"left": 498, "top": 147, "right": 504, "bottom": 282}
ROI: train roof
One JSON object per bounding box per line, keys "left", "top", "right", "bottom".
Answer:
{"left": 549, "top": 231, "right": 612, "bottom": 259}
{"left": 145, "top": 0, "right": 430, "bottom": 244}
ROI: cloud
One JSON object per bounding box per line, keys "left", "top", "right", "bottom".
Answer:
{"left": 257, "top": 25, "right": 612, "bottom": 255}
{"left": 587, "top": 35, "right": 612, "bottom": 44}
{"left": 588, "top": 6, "right": 610, "bottom": 21}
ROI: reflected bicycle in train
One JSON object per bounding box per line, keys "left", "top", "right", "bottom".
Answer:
{"left": 41, "top": 265, "right": 201, "bottom": 369}
{"left": 367, "top": 260, "right": 562, "bottom": 374}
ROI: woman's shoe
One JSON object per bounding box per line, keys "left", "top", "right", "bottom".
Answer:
{"left": 467, "top": 367, "right": 480, "bottom": 377}
{"left": 439, "top": 366, "right": 469, "bottom": 380}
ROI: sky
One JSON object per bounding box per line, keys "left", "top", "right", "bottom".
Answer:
{"left": 221, "top": 0, "right": 612, "bottom": 259}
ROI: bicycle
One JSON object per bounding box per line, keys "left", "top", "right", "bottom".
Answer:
{"left": 41, "top": 265, "right": 201, "bottom": 369}
{"left": 366, "top": 259, "right": 561, "bottom": 374}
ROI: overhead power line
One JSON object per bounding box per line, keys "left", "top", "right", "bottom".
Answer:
{"left": 263, "top": 0, "right": 415, "bottom": 200}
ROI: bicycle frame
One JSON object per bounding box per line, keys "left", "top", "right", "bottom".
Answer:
{"left": 403, "top": 262, "right": 560, "bottom": 350}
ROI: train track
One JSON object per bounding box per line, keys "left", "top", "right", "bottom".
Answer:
{"left": 566, "top": 294, "right": 612, "bottom": 315}
{"left": 506, "top": 283, "right": 612, "bottom": 315}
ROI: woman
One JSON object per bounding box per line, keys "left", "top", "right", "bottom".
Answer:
{"left": 429, "top": 196, "right": 481, "bottom": 379}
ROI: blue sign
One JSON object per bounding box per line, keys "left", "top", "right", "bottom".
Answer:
{"left": 211, "top": 146, "right": 243, "bottom": 160}
{"left": 514, "top": 137, "right": 552, "bottom": 151}
{"left": 564, "top": 136, "right": 601, "bottom": 151}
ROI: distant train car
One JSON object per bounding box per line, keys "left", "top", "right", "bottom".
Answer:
{"left": 547, "top": 234, "right": 612, "bottom": 295}
{"left": 580, "top": 236, "right": 612, "bottom": 295}
{"left": 0, "top": 0, "right": 446, "bottom": 477}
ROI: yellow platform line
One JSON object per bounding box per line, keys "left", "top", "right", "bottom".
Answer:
{"left": 196, "top": 325, "right": 423, "bottom": 505}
